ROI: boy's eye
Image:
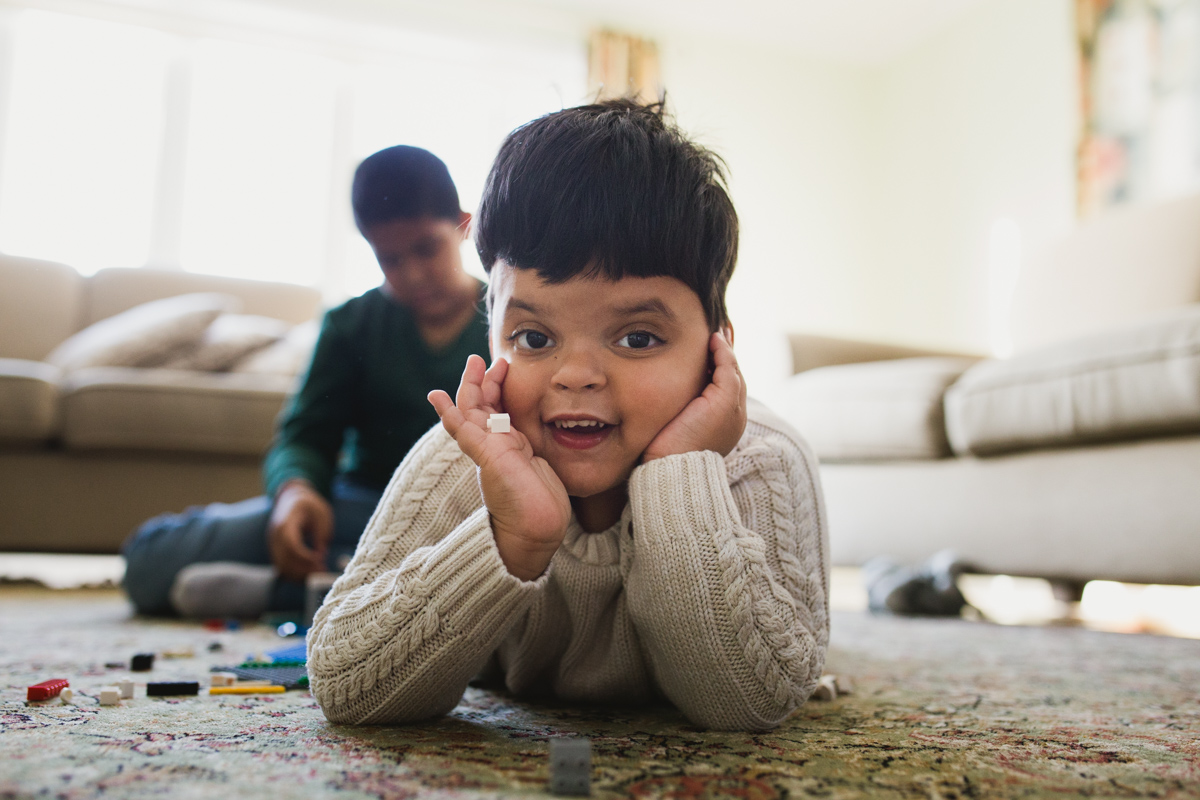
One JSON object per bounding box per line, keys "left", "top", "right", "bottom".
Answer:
{"left": 513, "top": 330, "right": 553, "bottom": 350}
{"left": 616, "top": 331, "right": 661, "bottom": 349}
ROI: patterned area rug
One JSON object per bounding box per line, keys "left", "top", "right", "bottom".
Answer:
{"left": 2, "top": 586, "right": 1199, "bottom": 799}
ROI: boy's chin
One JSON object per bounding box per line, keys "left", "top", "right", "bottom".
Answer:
{"left": 559, "top": 468, "right": 634, "bottom": 500}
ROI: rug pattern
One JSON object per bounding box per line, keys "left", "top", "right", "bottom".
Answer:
{"left": 2, "top": 588, "right": 1199, "bottom": 799}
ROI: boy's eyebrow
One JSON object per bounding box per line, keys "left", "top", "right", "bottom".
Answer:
{"left": 504, "top": 296, "right": 676, "bottom": 320}
{"left": 613, "top": 299, "right": 676, "bottom": 320}
{"left": 506, "top": 297, "right": 542, "bottom": 315}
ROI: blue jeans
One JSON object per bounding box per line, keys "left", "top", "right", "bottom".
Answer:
{"left": 121, "top": 478, "right": 383, "bottom": 615}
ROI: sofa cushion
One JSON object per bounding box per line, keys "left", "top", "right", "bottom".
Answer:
{"left": 767, "top": 357, "right": 976, "bottom": 461}
{"left": 945, "top": 305, "right": 1200, "bottom": 455}
{"left": 60, "top": 368, "right": 294, "bottom": 455}
{"left": 0, "top": 255, "right": 83, "bottom": 361}
{"left": 46, "top": 293, "right": 238, "bottom": 372}
{"left": 85, "top": 267, "right": 322, "bottom": 327}
{"left": 0, "top": 359, "right": 61, "bottom": 443}
{"left": 161, "top": 314, "right": 290, "bottom": 372}
{"left": 230, "top": 319, "right": 320, "bottom": 376}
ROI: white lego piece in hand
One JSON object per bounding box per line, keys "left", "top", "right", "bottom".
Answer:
{"left": 487, "top": 413, "right": 510, "bottom": 433}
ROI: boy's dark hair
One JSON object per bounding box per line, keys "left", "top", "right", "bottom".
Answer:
{"left": 351, "top": 145, "right": 462, "bottom": 232}
{"left": 475, "top": 100, "right": 738, "bottom": 330}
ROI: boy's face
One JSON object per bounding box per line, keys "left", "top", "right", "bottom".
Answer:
{"left": 364, "top": 213, "right": 471, "bottom": 319}
{"left": 490, "top": 262, "right": 711, "bottom": 498}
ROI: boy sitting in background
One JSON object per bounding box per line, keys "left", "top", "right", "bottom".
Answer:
{"left": 122, "top": 146, "right": 489, "bottom": 618}
{"left": 307, "top": 101, "right": 829, "bottom": 731}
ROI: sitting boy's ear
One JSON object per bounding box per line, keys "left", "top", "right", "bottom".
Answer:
{"left": 457, "top": 211, "right": 472, "bottom": 239}
{"left": 722, "top": 323, "right": 735, "bottom": 347}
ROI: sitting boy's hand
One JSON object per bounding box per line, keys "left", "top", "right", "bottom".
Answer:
{"left": 642, "top": 331, "right": 747, "bottom": 463}
{"left": 268, "top": 480, "right": 334, "bottom": 582}
{"left": 429, "top": 355, "right": 571, "bottom": 581}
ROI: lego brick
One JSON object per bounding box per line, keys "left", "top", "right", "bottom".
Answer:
{"left": 27, "top": 679, "right": 69, "bottom": 702}
{"left": 487, "top": 413, "right": 511, "bottom": 433}
{"left": 118, "top": 678, "right": 135, "bottom": 699}
{"left": 210, "top": 672, "right": 238, "bottom": 687}
{"left": 146, "top": 681, "right": 200, "bottom": 696}
{"left": 549, "top": 737, "right": 591, "bottom": 796}
{"left": 812, "top": 675, "right": 837, "bottom": 701}
{"left": 99, "top": 686, "right": 120, "bottom": 706}
{"left": 130, "top": 653, "right": 154, "bottom": 671}
{"left": 213, "top": 665, "right": 308, "bottom": 689}
{"left": 59, "top": 687, "right": 74, "bottom": 704}
{"left": 210, "top": 685, "right": 286, "bottom": 695}
{"left": 265, "top": 643, "right": 308, "bottom": 663}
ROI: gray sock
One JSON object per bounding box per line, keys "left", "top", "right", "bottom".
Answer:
{"left": 169, "top": 562, "right": 275, "bottom": 619}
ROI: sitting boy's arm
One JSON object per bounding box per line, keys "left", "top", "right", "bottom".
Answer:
{"left": 624, "top": 422, "right": 829, "bottom": 731}
{"left": 306, "top": 426, "right": 548, "bottom": 725}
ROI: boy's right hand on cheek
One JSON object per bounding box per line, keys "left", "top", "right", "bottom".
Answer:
{"left": 428, "top": 355, "right": 571, "bottom": 581}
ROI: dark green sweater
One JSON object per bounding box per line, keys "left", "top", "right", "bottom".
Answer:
{"left": 263, "top": 285, "right": 490, "bottom": 499}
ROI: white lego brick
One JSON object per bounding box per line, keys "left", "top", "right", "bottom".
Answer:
{"left": 487, "top": 413, "right": 510, "bottom": 433}
{"left": 211, "top": 673, "right": 237, "bottom": 687}
{"left": 59, "top": 687, "right": 74, "bottom": 704}
{"left": 812, "top": 675, "right": 838, "bottom": 701}
{"left": 99, "top": 686, "right": 120, "bottom": 706}
{"left": 118, "top": 678, "right": 134, "bottom": 699}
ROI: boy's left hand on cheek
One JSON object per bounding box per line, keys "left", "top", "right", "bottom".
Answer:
{"left": 642, "top": 330, "right": 747, "bottom": 462}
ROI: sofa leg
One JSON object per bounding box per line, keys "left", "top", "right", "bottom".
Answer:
{"left": 1049, "top": 578, "right": 1088, "bottom": 603}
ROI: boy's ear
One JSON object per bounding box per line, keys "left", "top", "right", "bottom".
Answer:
{"left": 458, "top": 211, "right": 472, "bottom": 238}
{"left": 722, "top": 322, "right": 735, "bottom": 347}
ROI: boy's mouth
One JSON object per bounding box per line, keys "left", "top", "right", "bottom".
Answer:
{"left": 547, "top": 417, "right": 615, "bottom": 450}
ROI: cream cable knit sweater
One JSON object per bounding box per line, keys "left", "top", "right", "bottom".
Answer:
{"left": 308, "top": 399, "right": 829, "bottom": 731}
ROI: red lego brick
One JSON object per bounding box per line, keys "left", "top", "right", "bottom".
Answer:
{"left": 27, "top": 679, "right": 69, "bottom": 701}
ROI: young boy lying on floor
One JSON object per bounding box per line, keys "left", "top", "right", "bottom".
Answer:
{"left": 307, "top": 100, "right": 829, "bottom": 732}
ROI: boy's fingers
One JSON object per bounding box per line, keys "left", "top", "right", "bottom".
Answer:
{"left": 479, "top": 358, "right": 508, "bottom": 410}
{"left": 708, "top": 332, "right": 743, "bottom": 395}
{"left": 427, "top": 389, "right": 490, "bottom": 461}
{"left": 455, "top": 354, "right": 489, "bottom": 412}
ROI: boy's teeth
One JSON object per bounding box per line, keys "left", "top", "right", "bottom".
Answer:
{"left": 554, "top": 420, "right": 605, "bottom": 429}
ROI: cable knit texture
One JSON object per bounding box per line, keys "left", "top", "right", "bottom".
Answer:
{"left": 308, "top": 399, "right": 829, "bottom": 731}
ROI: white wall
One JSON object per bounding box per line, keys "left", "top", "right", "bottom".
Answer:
{"left": 661, "top": 36, "right": 880, "bottom": 391}
{"left": 867, "top": 0, "right": 1078, "bottom": 353}
{"left": 656, "top": 0, "right": 1079, "bottom": 378}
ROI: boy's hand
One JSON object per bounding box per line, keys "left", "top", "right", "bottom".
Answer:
{"left": 642, "top": 331, "right": 747, "bottom": 462}
{"left": 428, "top": 355, "right": 571, "bottom": 581}
{"left": 268, "top": 480, "right": 334, "bottom": 582}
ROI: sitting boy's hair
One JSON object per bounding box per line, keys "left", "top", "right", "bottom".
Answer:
{"left": 475, "top": 100, "right": 738, "bottom": 329}
{"left": 352, "top": 145, "right": 462, "bottom": 233}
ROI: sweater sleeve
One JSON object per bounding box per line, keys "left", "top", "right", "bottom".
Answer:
{"left": 623, "top": 432, "right": 829, "bottom": 731}
{"left": 262, "top": 312, "right": 353, "bottom": 499}
{"left": 306, "top": 426, "right": 548, "bottom": 725}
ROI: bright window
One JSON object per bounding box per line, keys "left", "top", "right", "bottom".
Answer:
{"left": 180, "top": 40, "right": 339, "bottom": 286}
{"left": 0, "top": 6, "right": 586, "bottom": 295}
{"left": 0, "top": 11, "right": 173, "bottom": 273}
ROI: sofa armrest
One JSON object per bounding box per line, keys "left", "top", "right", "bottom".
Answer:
{"left": 788, "top": 333, "right": 982, "bottom": 375}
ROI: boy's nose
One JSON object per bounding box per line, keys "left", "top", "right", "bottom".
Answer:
{"left": 551, "top": 347, "right": 606, "bottom": 392}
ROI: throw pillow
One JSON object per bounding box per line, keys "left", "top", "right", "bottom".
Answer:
{"left": 161, "top": 314, "right": 290, "bottom": 372}
{"left": 47, "top": 292, "right": 238, "bottom": 372}
{"left": 230, "top": 319, "right": 320, "bottom": 376}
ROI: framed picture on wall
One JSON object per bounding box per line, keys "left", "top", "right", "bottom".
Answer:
{"left": 1077, "top": 0, "right": 1200, "bottom": 216}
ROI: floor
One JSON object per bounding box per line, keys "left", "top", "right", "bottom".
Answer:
{"left": 3, "top": 552, "right": 1198, "bottom": 639}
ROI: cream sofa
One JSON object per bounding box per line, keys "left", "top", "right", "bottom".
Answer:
{"left": 770, "top": 194, "right": 1200, "bottom": 589}
{"left": 0, "top": 257, "right": 321, "bottom": 553}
